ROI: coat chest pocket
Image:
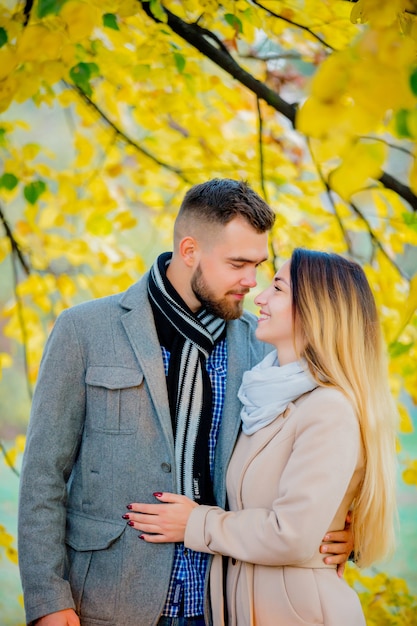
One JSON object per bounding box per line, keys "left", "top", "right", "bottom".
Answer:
{"left": 85, "top": 366, "right": 143, "bottom": 433}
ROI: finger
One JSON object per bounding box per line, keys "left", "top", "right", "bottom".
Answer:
{"left": 126, "top": 493, "right": 184, "bottom": 512}
{"left": 152, "top": 492, "right": 185, "bottom": 504}
{"left": 126, "top": 516, "right": 164, "bottom": 533}
{"left": 337, "top": 563, "right": 346, "bottom": 578}
{"left": 322, "top": 530, "right": 349, "bottom": 543}
{"left": 127, "top": 503, "right": 161, "bottom": 514}
{"left": 139, "top": 532, "right": 168, "bottom": 544}
{"left": 323, "top": 553, "right": 348, "bottom": 565}
{"left": 320, "top": 542, "right": 347, "bottom": 555}
{"left": 126, "top": 513, "right": 153, "bottom": 524}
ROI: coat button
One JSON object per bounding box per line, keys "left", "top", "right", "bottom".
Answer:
{"left": 161, "top": 462, "right": 171, "bottom": 473}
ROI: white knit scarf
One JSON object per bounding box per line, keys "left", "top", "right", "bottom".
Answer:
{"left": 238, "top": 350, "right": 317, "bottom": 435}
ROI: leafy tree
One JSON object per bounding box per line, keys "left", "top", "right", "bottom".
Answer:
{"left": 0, "top": 0, "right": 417, "bottom": 621}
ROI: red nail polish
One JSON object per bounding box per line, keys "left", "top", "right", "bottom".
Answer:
{"left": 126, "top": 504, "right": 133, "bottom": 510}
{"left": 153, "top": 492, "right": 163, "bottom": 497}
{"left": 139, "top": 535, "right": 145, "bottom": 540}
{"left": 122, "top": 514, "right": 130, "bottom": 520}
{"left": 127, "top": 520, "right": 134, "bottom": 526}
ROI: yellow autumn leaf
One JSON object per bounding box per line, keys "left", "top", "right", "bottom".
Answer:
{"left": 14, "top": 434, "right": 26, "bottom": 454}
{"left": 4, "top": 447, "right": 17, "bottom": 467}
{"left": 112, "top": 255, "right": 146, "bottom": 275}
{"left": 60, "top": 1, "right": 100, "bottom": 42}
{"left": 351, "top": 0, "right": 407, "bottom": 27}
{"left": 0, "top": 351, "right": 12, "bottom": 367}
{"left": 38, "top": 206, "right": 65, "bottom": 230}
{"left": 22, "top": 143, "right": 41, "bottom": 161}
{"left": 16, "top": 274, "right": 54, "bottom": 298}
{"left": 6, "top": 546, "right": 18, "bottom": 565}
{"left": 39, "top": 234, "right": 71, "bottom": 261}
{"left": 41, "top": 60, "right": 66, "bottom": 85}
{"left": 88, "top": 273, "right": 130, "bottom": 297}
{"left": 398, "top": 403, "right": 414, "bottom": 434}
{"left": 74, "top": 134, "right": 95, "bottom": 168}
{"left": 397, "top": 274, "right": 417, "bottom": 334}
{"left": 374, "top": 25, "right": 417, "bottom": 69}
{"left": 0, "top": 237, "right": 11, "bottom": 264}
{"left": 29, "top": 249, "right": 50, "bottom": 271}
{"left": 117, "top": 0, "right": 142, "bottom": 17}
{"left": 106, "top": 164, "right": 123, "bottom": 177}
{"left": 57, "top": 177, "right": 79, "bottom": 212}
{"left": 114, "top": 210, "right": 137, "bottom": 230}
{"left": 296, "top": 96, "right": 373, "bottom": 142}
{"left": 0, "top": 75, "right": 18, "bottom": 113}
{"left": 139, "top": 189, "right": 166, "bottom": 208}
{"left": 403, "top": 460, "right": 417, "bottom": 486}
{"left": 57, "top": 86, "right": 78, "bottom": 108}
{"left": 0, "top": 46, "right": 17, "bottom": 80}
{"left": 3, "top": 435, "right": 26, "bottom": 467}
{"left": 310, "top": 53, "right": 350, "bottom": 103}
{"left": 329, "top": 141, "right": 387, "bottom": 201}
{"left": 56, "top": 274, "right": 77, "bottom": 298}
{"left": 17, "top": 25, "right": 63, "bottom": 62}
{"left": 0, "top": 525, "right": 13, "bottom": 548}
{"left": 64, "top": 239, "right": 91, "bottom": 266}
{"left": 0, "top": 352, "right": 12, "bottom": 380}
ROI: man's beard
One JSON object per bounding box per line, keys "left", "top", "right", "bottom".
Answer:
{"left": 191, "top": 264, "right": 246, "bottom": 321}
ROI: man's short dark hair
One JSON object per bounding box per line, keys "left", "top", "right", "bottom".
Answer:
{"left": 178, "top": 178, "right": 275, "bottom": 233}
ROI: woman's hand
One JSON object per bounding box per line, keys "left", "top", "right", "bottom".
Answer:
{"left": 124, "top": 492, "right": 199, "bottom": 543}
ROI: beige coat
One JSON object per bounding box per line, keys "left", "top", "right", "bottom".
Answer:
{"left": 185, "top": 387, "right": 366, "bottom": 626}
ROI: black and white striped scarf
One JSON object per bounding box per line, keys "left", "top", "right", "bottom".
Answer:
{"left": 148, "top": 252, "right": 226, "bottom": 505}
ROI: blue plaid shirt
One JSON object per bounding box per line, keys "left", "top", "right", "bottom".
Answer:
{"left": 160, "top": 338, "right": 228, "bottom": 617}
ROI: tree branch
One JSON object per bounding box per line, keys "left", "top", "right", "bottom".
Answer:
{"left": 256, "top": 97, "right": 268, "bottom": 202}
{"left": 139, "top": 1, "right": 297, "bottom": 125}
{"left": 67, "top": 83, "right": 192, "bottom": 183}
{"left": 360, "top": 136, "right": 414, "bottom": 158}
{"left": 0, "top": 441, "right": 19, "bottom": 477}
{"left": 10, "top": 242, "right": 33, "bottom": 401}
{"left": 22, "top": 0, "right": 34, "bottom": 27}
{"left": 349, "top": 200, "right": 409, "bottom": 279}
{"left": 379, "top": 171, "right": 417, "bottom": 212}
{"left": 251, "top": 0, "right": 335, "bottom": 51}
{"left": 307, "top": 139, "right": 355, "bottom": 253}
{"left": 0, "top": 202, "right": 33, "bottom": 403}
{"left": 307, "top": 138, "right": 410, "bottom": 277}
{"left": 0, "top": 202, "right": 30, "bottom": 275}
{"left": 137, "top": 2, "right": 417, "bottom": 211}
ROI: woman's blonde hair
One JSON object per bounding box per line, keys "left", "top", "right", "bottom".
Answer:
{"left": 290, "top": 248, "right": 397, "bottom": 568}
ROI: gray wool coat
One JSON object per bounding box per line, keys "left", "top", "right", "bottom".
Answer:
{"left": 17, "top": 272, "right": 269, "bottom": 626}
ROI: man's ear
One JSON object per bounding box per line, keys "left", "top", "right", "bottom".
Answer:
{"left": 179, "top": 236, "right": 199, "bottom": 267}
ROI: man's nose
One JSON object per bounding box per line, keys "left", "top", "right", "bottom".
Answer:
{"left": 240, "top": 268, "right": 257, "bottom": 288}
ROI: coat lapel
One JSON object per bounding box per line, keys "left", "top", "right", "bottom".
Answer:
{"left": 234, "top": 400, "right": 299, "bottom": 509}
{"left": 118, "top": 275, "right": 174, "bottom": 449}
{"left": 213, "top": 316, "right": 265, "bottom": 505}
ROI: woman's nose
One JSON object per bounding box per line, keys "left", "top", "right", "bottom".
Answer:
{"left": 254, "top": 289, "right": 267, "bottom": 306}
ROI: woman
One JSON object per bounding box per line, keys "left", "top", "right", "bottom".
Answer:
{"left": 126, "top": 249, "right": 397, "bottom": 625}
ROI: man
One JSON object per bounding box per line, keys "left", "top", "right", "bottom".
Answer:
{"left": 18, "top": 179, "right": 352, "bottom": 626}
